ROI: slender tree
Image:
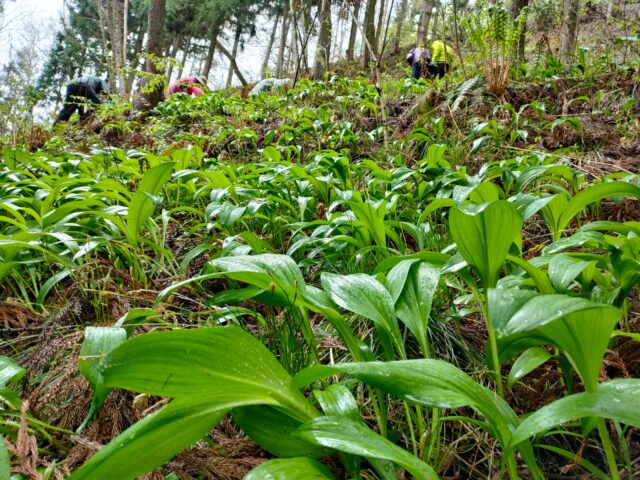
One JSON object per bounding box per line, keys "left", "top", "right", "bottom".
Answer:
{"left": 313, "top": 0, "right": 332, "bottom": 79}
{"left": 261, "top": 11, "right": 282, "bottom": 78}
{"left": 416, "top": 0, "right": 432, "bottom": 45}
{"left": 133, "top": 0, "right": 165, "bottom": 111}
{"left": 362, "top": 0, "right": 377, "bottom": 67}
{"left": 392, "top": 0, "right": 409, "bottom": 53}
{"left": 560, "top": 0, "right": 580, "bottom": 57}
{"left": 276, "top": 4, "right": 290, "bottom": 76}
{"left": 345, "top": 0, "right": 361, "bottom": 61}
{"left": 510, "top": 0, "right": 529, "bottom": 60}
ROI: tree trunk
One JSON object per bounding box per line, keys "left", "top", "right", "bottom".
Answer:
{"left": 176, "top": 36, "right": 192, "bottom": 80}
{"left": 346, "top": 0, "right": 361, "bottom": 61}
{"left": 201, "top": 22, "right": 221, "bottom": 78}
{"left": 431, "top": 1, "right": 439, "bottom": 39}
{"left": 107, "top": 0, "right": 127, "bottom": 96}
{"left": 560, "top": 0, "right": 580, "bottom": 57}
{"left": 276, "top": 4, "right": 290, "bottom": 76}
{"left": 226, "top": 24, "right": 242, "bottom": 87}
{"left": 262, "top": 11, "right": 281, "bottom": 78}
{"left": 95, "top": 0, "right": 117, "bottom": 89}
{"left": 363, "top": 0, "right": 377, "bottom": 67}
{"left": 126, "top": 27, "right": 145, "bottom": 94}
{"left": 392, "top": 0, "right": 409, "bottom": 53}
{"left": 375, "top": 0, "right": 385, "bottom": 49}
{"left": 606, "top": 0, "right": 614, "bottom": 19}
{"left": 217, "top": 40, "right": 248, "bottom": 85}
{"left": 133, "top": 0, "right": 165, "bottom": 111}
{"left": 313, "top": 0, "right": 332, "bottom": 79}
{"left": 511, "top": 0, "right": 529, "bottom": 60}
{"left": 166, "top": 35, "right": 181, "bottom": 82}
{"left": 416, "top": 0, "right": 432, "bottom": 45}
{"left": 122, "top": 0, "right": 129, "bottom": 95}
{"left": 290, "top": 9, "right": 300, "bottom": 72}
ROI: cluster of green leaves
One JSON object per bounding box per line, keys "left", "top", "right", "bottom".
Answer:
{"left": 0, "top": 140, "right": 633, "bottom": 478}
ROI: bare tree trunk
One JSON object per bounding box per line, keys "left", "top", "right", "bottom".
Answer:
{"left": 416, "top": 0, "right": 432, "bottom": 45}
{"left": 122, "top": 0, "right": 129, "bottom": 95}
{"left": 375, "top": 0, "right": 386, "bottom": 50}
{"left": 290, "top": 9, "right": 300, "bottom": 72}
{"left": 133, "top": 0, "right": 165, "bottom": 111}
{"left": 363, "top": 0, "right": 377, "bottom": 67}
{"left": 606, "top": 0, "right": 614, "bottom": 19}
{"left": 392, "top": 0, "right": 409, "bottom": 53}
{"left": 560, "top": 0, "right": 580, "bottom": 57}
{"left": 201, "top": 22, "right": 221, "bottom": 78}
{"left": 313, "top": 0, "right": 332, "bottom": 79}
{"left": 226, "top": 24, "right": 242, "bottom": 87}
{"left": 276, "top": 5, "right": 290, "bottom": 76}
{"left": 511, "top": 0, "right": 529, "bottom": 60}
{"left": 176, "top": 36, "right": 192, "bottom": 79}
{"left": 166, "top": 35, "right": 181, "bottom": 82}
{"left": 431, "top": 1, "right": 439, "bottom": 38}
{"left": 346, "top": 0, "right": 361, "bottom": 61}
{"left": 126, "top": 27, "right": 145, "bottom": 93}
{"left": 95, "top": 0, "right": 117, "bottom": 88}
{"left": 107, "top": 0, "right": 127, "bottom": 96}
{"left": 217, "top": 40, "right": 248, "bottom": 85}
{"left": 262, "top": 11, "right": 281, "bottom": 78}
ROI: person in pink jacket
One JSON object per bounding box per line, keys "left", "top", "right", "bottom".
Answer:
{"left": 167, "top": 75, "right": 208, "bottom": 97}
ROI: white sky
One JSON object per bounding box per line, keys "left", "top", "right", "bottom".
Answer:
{"left": 0, "top": 0, "right": 64, "bottom": 64}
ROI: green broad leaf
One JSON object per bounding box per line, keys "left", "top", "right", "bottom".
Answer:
{"left": 101, "top": 327, "right": 317, "bottom": 421}
{"left": 489, "top": 290, "right": 620, "bottom": 391}
{"left": 450, "top": 201, "right": 523, "bottom": 288}
{"left": 374, "top": 251, "right": 448, "bottom": 274}
{"left": 126, "top": 161, "right": 175, "bottom": 245}
{"left": 508, "top": 347, "right": 552, "bottom": 389}
{"left": 540, "top": 194, "right": 569, "bottom": 241}
{"left": 68, "top": 399, "right": 226, "bottom": 480}
{"left": 261, "top": 146, "right": 282, "bottom": 163}
{"left": 0, "top": 435, "right": 9, "bottom": 480}
{"left": 232, "top": 406, "right": 327, "bottom": 458}
{"left": 113, "top": 308, "right": 159, "bottom": 334}
{"left": 349, "top": 199, "right": 387, "bottom": 249}
{"left": 420, "top": 198, "right": 456, "bottom": 219}
{"left": 243, "top": 458, "right": 335, "bottom": 480}
{"left": 548, "top": 254, "right": 595, "bottom": 292}
{"left": 510, "top": 379, "right": 640, "bottom": 447}
{"left": 470, "top": 135, "right": 491, "bottom": 154}
{"left": 321, "top": 273, "right": 403, "bottom": 357}
{"left": 543, "top": 231, "right": 608, "bottom": 255}
{"left": 555, "top": 182, "right": 640, "bottom": 239}
{"left": 505, "top": 255, "right": 554, "bottom": 294}
{"left": 294, "top": 417, "right": 438, "bottom": 480}
{"left": 386, "top": 260, "right": 440, "bottom": 356}
{"left": 77, "top": 327, "right": 127, "bottom": 432}
{"left": 314, "top": 385, "right": 360, "bottom": 421}
{"left": 0, "top": 356, "right": 25, "bottom": 387}
{"left": 211, "top": 253, "right": 306, "bottom": 296}
{"left": 36, "top": 269, "right": 71, "bottom": 305}
{"left": 314, "top": 385, "right": 362, "bottom": 477}
{"left": 295, "top": 360, "right": 517, "bottom": 447}
{"left": 509, "top": 193, "right": 556, "bottom": 222}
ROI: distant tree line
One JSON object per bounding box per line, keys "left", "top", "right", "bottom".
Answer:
{"left": 29, "top": 0, "right": 635, "bottom": 110}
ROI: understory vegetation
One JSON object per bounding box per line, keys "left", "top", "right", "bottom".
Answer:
{"left": 2, "top": 4, "right": 640, "bottom": 480}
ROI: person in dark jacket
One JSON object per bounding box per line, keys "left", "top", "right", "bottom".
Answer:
{"left": 406, "top": 45, "right": 432, "bottom": 80}
{"left": 54, "top": 76, "right": 110, "bottom": 124}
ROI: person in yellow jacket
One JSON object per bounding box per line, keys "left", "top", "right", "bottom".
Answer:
{"left": 427, "top": 40, "right": 455, "bottom": 78}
